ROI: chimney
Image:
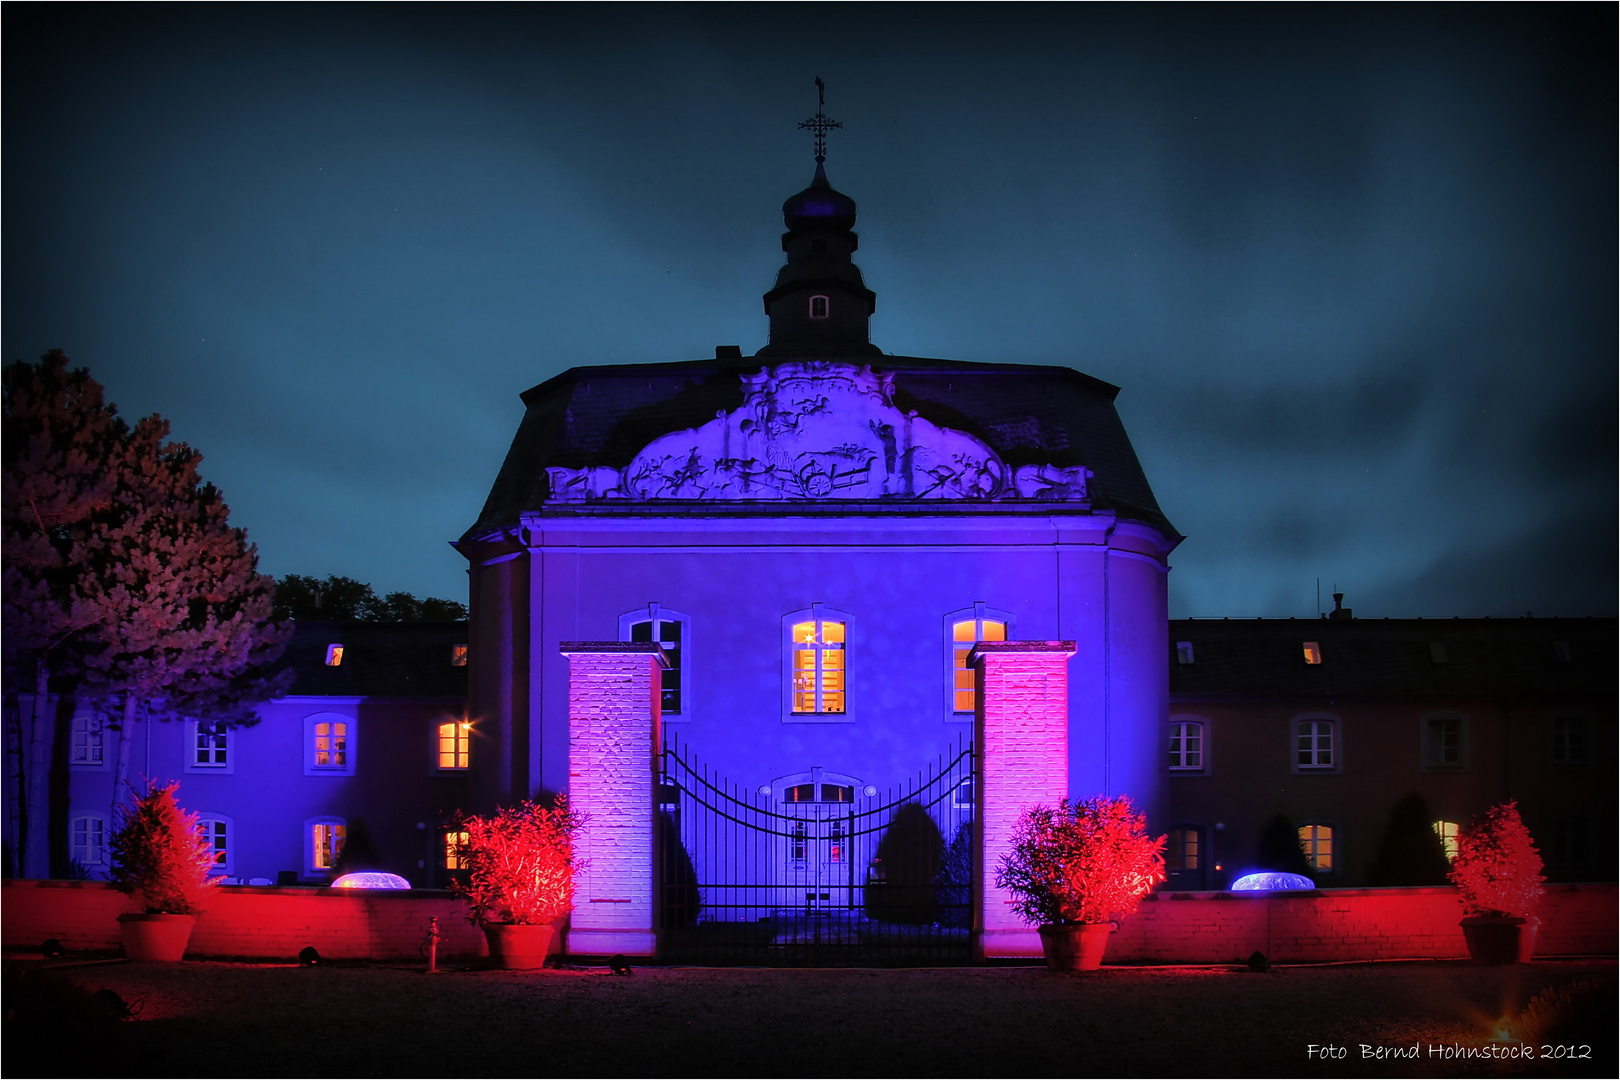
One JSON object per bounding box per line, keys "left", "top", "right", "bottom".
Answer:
{"left": 1328, "top": 592, "right": 1353, "bottom": 621}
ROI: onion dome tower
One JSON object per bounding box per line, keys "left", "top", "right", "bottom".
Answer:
{"left": 758, "top": 79, "right": 879, "bottom": 357}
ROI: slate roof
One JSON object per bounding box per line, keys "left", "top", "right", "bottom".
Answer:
{"left": 464, "top": 356, "right": 1176, "bottom": 539}
{"left": 1169, "top": 617, "right": 1617, "bottom": 700}
{"left": 280, "top": 621, "right": 469, "bottom": 698}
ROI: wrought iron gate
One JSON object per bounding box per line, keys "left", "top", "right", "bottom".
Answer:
{"left": 657, "top": 733, "right": 975, "bottom": 965}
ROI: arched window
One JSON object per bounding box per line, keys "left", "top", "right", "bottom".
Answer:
{"left": 437, "top": 720, "right": 470, "bottom": 770}
{"left": 1297, "top": 823, "right": 1334, "bottom": 872}
{"left": 784, "top": 606, "right": 851, "bottom": 719}
{"left": 946, "top": 605, "right": 1013, "bottom": 716}
{"left": 197, "top": 814, "right": 232, "bottom": 876}
{"left": 808, "top": 294, "right": 830, "bottom": 319}
{"left": 305, "top": 817, "right": 347, "bottom": 876}
{"left": 1168, "top": 719, "right": 1205, "bottom": 771}
{"left": 1421, "top": 714, "right": 1467, "bottom": 770}
{"left": 620, "top": 604, "right": 691, "bottom": 719}
{"left": 304, "top": 713, "right": 357, "bottom": 776}
{"left": 443, "top": 828, "right": 470, "bottom": 870}
{"left": 70, "top": 814, "right": 107, "bottom": 868}
{"left": 1432, "top": 820, "right": 1460, "bottom": 861}
{"left": 1293, "top": 716, "right": 1338, "bottom": 771}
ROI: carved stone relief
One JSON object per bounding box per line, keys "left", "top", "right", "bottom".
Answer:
{"left": 546, "top": 361, "right": 1091, "bottom": 504}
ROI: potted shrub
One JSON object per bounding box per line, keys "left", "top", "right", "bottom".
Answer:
{"left": 108, "top": 780, "right": 216, "bottom": 961}
{"left": 1449, "top": 801, "right": 1545, "bottom": 964}
{"left": 996, "top": 795, "right": 1165, "bottom": 971}
{"left": 451, "top": 796, "right": 582, "bottom": 969}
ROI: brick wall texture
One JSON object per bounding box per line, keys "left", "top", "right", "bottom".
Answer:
{"left": 10, "top": 879, "right": 1608, "bottom": 962}
{"left": 974, "top": 643, "right": 1075, "bottom": 956}
{"left": 564, "top": 648, "right": 661, "bottom": 952}
{"left": 2, "top": 879, "right": 489, "bottom": 959}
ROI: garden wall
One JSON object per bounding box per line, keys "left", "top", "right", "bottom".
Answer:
{"left": 2, "top": 879, "right": 490, "bottom": 961}
{"left": 4, "top": 879, "right": 1613, "bottom": 963}
{"left": 1109, "top": 884, "right": 1617, "bottom": 963}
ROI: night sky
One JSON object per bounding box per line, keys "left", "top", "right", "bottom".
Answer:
{"left": 5, "top": 5, "right": 1614, "bottom": 620}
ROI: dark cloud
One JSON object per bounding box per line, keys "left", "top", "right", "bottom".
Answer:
{"left": 3, "top": 6, "right": 1613, "bottom": 617}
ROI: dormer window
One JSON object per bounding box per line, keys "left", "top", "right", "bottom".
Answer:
{"left": 325, "top": 644, "right": 344, "bottom": 667}
{"left": 450, "top": 644, "right": 469, "bottom": 667}
{"left": 809, "top": 295, "right": 830, "bottom": 319}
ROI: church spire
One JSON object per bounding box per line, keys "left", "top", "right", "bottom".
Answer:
{"left": 759, "top": 80, "right": 878, "bottom": 357}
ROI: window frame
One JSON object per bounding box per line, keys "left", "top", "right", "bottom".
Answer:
{"left": 196, "top": 813, "right": 234, "bottom": 876}
{"left": 183, "top": 720, "right": 234, "bottom": 774}
{"left": 943, "top": 604, "right": 1016, "bottom": 721}
{"left": 808, "top": 294, "right": 830, "bottom": 319}
{"left": 305, "top": 816, "right": 348, "bottom": 877}
{"left": 1420, "top": 712, "right": 1468, "bottom": 771}
{"left": 618, "top": 604, "right": 692, "bottom": 721}
{"left": 1164, "top": 823, "right": 1209, "bottom": 889}
{"left": 782, "top": 604, "right": 854, "bottom": 723}
{"left": 1549, "top": 716, "right": 1590, "bottom": 767}
{"left": 303, "top": 712, "right": 357, "bottom": 777}
{"left": 1291, "top": 714, "right": 1341, "bottom": 774}
{"left": 435, "top": 718, "right": 471, "bottom": 772}
{"left": 1432, "top": 819, "right": 1461, "bottom": 861}
{"left": 68, "top": 709, "right": 109, "bottom": 771}
{"left": 1297, "top": 821, "right": 1337, "bottom": 875}
{"left": 70, "top": 813, "right": 108, "bottom": 869}
{"left": 1167, "top": 715, "right": 1210, "bottom": 774}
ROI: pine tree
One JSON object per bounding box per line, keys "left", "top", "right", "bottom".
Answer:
{"left": 71, "top": 411, "right": 293, "bottom": 810}
{"left": 2, "top": 352, "right": 126, "bottom": 876}
{"left": 3, "top": 353, "right": 292, "bottom": 859}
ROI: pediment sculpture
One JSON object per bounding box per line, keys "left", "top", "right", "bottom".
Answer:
{"left": 546, "top": 362, "right": 1091, "bottom": 504}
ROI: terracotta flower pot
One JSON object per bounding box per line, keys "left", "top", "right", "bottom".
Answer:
{"left": 483, "top": 922, "right": 557, "bottom": 969}
{"left": 1460, "top": 915, "right": 1540, "bottom": 964}
{"left": 1038, "top": 922, "right": 1113, "bottom": 971}
{"left": 117, "top": 913, "right": 196, "bottom": 962}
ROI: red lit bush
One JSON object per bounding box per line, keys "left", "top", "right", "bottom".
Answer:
{"left": 451, "top": 797, "right": 582, "bottom": 926}
{"left": 109, "top": 780, "right": 216, "bottom": 915}
{"left": 1449, "top": 800, "right": 1544, "bottom": 918}
{"left": 997, "top": 796, "right": 1166, "bottom": 927}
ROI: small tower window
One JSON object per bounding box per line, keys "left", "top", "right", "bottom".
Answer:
{"left": 809, "top": 295, "right": 830, "bottom": 319}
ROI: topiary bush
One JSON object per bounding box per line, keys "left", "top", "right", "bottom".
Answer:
{"left": 865, "top": 803, "right": 944, "bottom": 925}
{"left": 1368, "top": 793, "right": 1452, "bottom": 886}
{"left": 933, "top": 820, "right": 973, "bottom": 929}
{"left": 1450, "top": 801, "right": 1544, "bottom": 918}
{"left": 1255, "top": 812, "right": 1315, "bottom": 878}
{"left": 109, "top": 780, "right": 215, "bottom": 916}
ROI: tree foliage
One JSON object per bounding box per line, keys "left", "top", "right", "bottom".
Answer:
{"left": 109, "top": 780, "right": 216, "bottom": 915}
{"left": 1450, "top": 801, "right": 1545, "bottom": 918}
{"left": 1368, "top": 793, "right": 1453, "bottom": 887}
{"left": 273, "top": 574, "right": 466, "bottom": 622}
{"left": 450, "top": 797, "right": 582, "bottom": 925}
{"left": 1255, "top": 813, "right": 1315, "bottom": 878}
{"left": 4, "top": 352, "right": 292, "bottom": 728}
{"left": 997, "top": 796, "right": 1166, "bottom": 926}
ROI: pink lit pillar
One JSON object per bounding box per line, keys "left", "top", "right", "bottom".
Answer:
{"left": 971, "top": 640, "right": 1076, "bottom": 960}
{"left": 559, "top": 642, "right": 668, "bottom": 958}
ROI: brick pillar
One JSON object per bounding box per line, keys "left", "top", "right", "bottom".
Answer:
{"left": 559, "top": 642, "right": 668, "bottom": 957}
{"left": 970, "top": 640, "right": 1076, "bottom": 960}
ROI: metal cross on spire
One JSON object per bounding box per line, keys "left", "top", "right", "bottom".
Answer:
{"left": 798, "top": 76, "right": 842, "bottom": 164}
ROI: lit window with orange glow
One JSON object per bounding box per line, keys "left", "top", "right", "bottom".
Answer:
{"left": 951, "top": 618, "right": 1006, "bottom": 713}
{"left": 325, "top": 643, "right": 344, "bottom": 667}
{"left": 443, "top": 829, "right": 469, "bottom": 870}
{"left": 313, "top": 821, "right": 346, "bottom": 870}
{"left": 450, "top": 644, "right": 468, "bottom": 667}
{"left": 437, "top": 721, "right": 470, "bottom": 770}
{"left": 1432, "top": 820, "right": 1460, "bottom": 860}
{"left": 1298, "top": 824, "right": 1333, "bottom": 872}
{"left": 1302, "top": 641, "right": 1322, "bottom": 665}
{"left": 791, "top": 618, "right": 845, "bottom": 713}
{"left": 314, "top": 721, "right": 347, "bottom": 768}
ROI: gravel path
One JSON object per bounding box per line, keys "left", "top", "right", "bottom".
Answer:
{"left": 5, "top": 957, "right": 1614, "bottom": 1077}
